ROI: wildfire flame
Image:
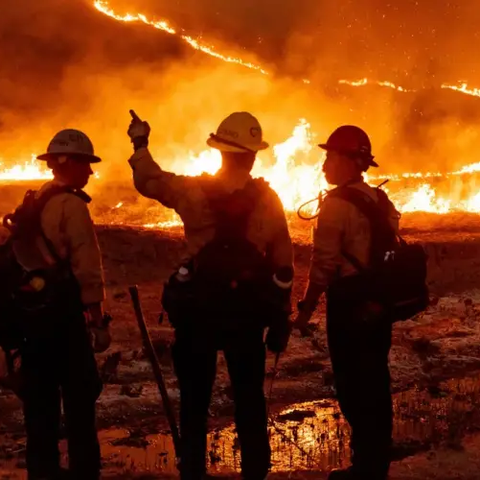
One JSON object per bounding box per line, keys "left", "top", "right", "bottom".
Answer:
{"left": 86, "top": 2, "right": 480, "bottom": 216}
{"left": 339, "top": 78, "right": 480, "bottom": 98}
{"left": 338, "top": 78, "right": 411, "bottom": 92}
{"left": 3, "top": 1, "right": 480, "bottom": 225}
{"left": 441, "top": 83, "right": 480, "bottom": 98}
{"left": 0, "top": 155, "right": 52, "bottom": 181}
{"left": 163, "top": 120, "right": 480, "bottom": 217}
{"left": 167, "top": 120, "right": 325, "bottom": 215}
{"left": 94, "top": 1, "right": 480, "bottom": 100}
{"left": 93, "top": 0, "right": 269, "bottom": 75}
{"left": 3, "top": 122, "right": 480, "bottom": 222}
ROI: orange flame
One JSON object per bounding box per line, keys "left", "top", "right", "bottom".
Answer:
{"left": 161, "top": 121, "right": 480, "bottom": 217}
{"left": 338, "top": 78, "right": 411, "bottom": 92}
{"left": 339, "top": 78, "right": 480, "bottom": 99}
{"left": 4, "top": 123, "right": 480, "bottom": 219}
{"left": 168, "top": 119, "right": 325, "bottom": 215}
{"left": 0, "top": 155, "right": 52, "bottom": 181}
{"left": 94, "top": 2, "right": 480, "bottom": 101}
{"left": 2, "top": 2, "right": 480, "bottom": 222}
{"left": 93, "top": 0, "right": 269, "bottom": 75}
{"left": 441, "top": 82, "right": 480, "bottom": 98}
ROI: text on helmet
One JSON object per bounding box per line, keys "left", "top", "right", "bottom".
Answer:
{"left": 218, "top": 128, "right": 239, "bottom": 139}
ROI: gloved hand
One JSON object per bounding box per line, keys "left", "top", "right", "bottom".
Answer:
{"left": 85, "top": 304, "right": 113, "bottom": 353}
{"left": 128, "top": 110, "right": 151, "bottom": 151}
{"left": 266, "top": 319, "right": 292, "bottom": 354}
{"left": 90, "top": 326, "right": 112, "bottom": 353}
{"left": 294, "top": 301, "right": 317, "bottom": 337}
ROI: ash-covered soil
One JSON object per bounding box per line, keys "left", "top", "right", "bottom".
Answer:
{"left": 2, "top": 214, "right": 480, "bottom": 478}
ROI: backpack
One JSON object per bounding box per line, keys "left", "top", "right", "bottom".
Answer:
{"left": 327, "top": 185, "right": 429, "bottom": 322}
{"left": 0, "top": 185, "right": 87, "bottom": 349}
{"left": 176, "top": 177, "right": 273, "bottom": 324}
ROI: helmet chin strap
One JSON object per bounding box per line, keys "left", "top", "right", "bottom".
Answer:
{"left": 352, "top": 155, "right": 371, "bottom": 173}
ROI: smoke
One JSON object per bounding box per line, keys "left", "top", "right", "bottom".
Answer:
{"left": 123, "top": 0, "right": 480, "bottom": 83}
{"left": 0, "top": 0, "right": 182, "bottom": 111}
{"left": 0, "top": 0, "right": 327, "bottom": 177}
{"left": 0, "top": 0, "right": 189, "bottom": 161}
{"left": 281, "top": 0, "right": 480, "bottom": 174}
{"left": 1, "top": 0, "right": 480, "bottom": 185}
{"left": 282, "top": 0, "right": 480, "bottom": 83}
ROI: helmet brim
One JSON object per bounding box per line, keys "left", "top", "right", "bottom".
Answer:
{"left": 318, "top": 143, "right": 378, "bottom": 168}
{"left": 36, "top": 152, "right": 102, "bottom": 163}
{"left": 207, "top": 137, "right": 269, "bottom": 153}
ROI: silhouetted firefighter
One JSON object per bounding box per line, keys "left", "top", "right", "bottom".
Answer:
{"left": 296, "top": 125, "right": 428, "bottom": 480}
{"left": 0, "top": 130, "right": 111, "bottom": 480}
{"left": 127, "top": 110, "right": 294, "bottom": 480}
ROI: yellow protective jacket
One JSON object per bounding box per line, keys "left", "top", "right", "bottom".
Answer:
{"left": 13, "top": 179, "right": 105, "bottom": 306}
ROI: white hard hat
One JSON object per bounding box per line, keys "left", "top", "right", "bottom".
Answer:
{"left": 207, "top": 112, "right": 269, "bottom": 153}
{"left": 37, "top": 129, "right": 101, "bottom": 163}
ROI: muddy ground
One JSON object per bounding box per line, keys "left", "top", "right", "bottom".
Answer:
{"left": 2, "top": 212, "right": 480, "bottom": 478}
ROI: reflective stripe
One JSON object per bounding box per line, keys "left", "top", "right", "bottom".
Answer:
{"left": 273, "top": 274, "right": 292, "bottom": 289}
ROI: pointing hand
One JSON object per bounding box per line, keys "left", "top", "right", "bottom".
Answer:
{"left": 128, "top": 110, "right": 151, "bottom": 149}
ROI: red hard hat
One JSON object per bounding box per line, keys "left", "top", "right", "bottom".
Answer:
{"left": 319, "top": 125, "right": 378, "bottom": 168}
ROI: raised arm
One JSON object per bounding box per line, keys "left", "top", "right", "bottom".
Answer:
{"left": 129, "top": 147, "right": 191, "bottom": 210}
{"left": 126, "top": 109, "right": 193, "bottom": 211}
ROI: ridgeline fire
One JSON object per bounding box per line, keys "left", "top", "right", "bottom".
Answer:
{"left": 2, "top": 2, "right": 480, "bottom": 226}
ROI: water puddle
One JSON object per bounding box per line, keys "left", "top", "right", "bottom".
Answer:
{"left": 100, "top": 374, "right": 480, "bottom": 475}
{"left": 2, "top": 375, "right": 480, "bottom": 478}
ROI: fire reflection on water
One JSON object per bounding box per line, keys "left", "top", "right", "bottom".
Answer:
{"left": 98, "top": 375, "right": 480, "bottom": 475}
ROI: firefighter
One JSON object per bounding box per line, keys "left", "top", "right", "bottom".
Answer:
{"left": 295, "top": 126, "right": 400, "bottom": 480}
{"left": 14, "top": 129, "right": 110, "bottom": 480}
{"left": 127, "top": 111, "right": 294, "bottom": 480}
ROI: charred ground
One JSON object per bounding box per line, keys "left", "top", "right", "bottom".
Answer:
{"left": 1, "top": 213, "right": 480, "bottom": 478}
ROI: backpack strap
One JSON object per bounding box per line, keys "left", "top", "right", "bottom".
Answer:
{"left": 327, "top": 186, "right": 396, "bottom": 272}
{"left": 328, "top": 186, "right": 391, "bottom": 225}
{"left": 36, "top": 185, "right": 91, "bottom": 207}
{"left": 6, "top": 185, "right": 90, "bottom": 265}
{"left": 201, "top": 177, "right": 266, "bottom": 240}
{"left": 376, "top": 188, "right": 407, "bottom": 247}
{"left": 38, "top": 186, "right": 91, "bottom": 264}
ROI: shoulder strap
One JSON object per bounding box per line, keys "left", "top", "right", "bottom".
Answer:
{"left": 39, "top": 186, "right": 91, "bottom": 264}
{"left": 328, "top": 186, "right": 396, "bottom": 272}
{"left": 328, "top": 185, "right": 383, "bottom": 220}
{"left": 35, "top": 185, "right": 91, "bottom": 210}
{"left": 10, "top": 185, "right": 91, "bottom": 265}
{"left": 201, "top": 178, "right": 263, "bottom": 240}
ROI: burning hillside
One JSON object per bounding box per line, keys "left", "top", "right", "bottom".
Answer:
{"left": 2, "top": 0, "right": 480, "bottom": 227}
{"left": 3, "top": 120, "right": 480, "bottom": 236}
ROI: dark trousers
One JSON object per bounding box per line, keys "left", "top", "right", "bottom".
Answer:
{"left": 172, "top": 325, "right": 270, "bottom": 480}
{"left": 20, "top": 311, "right": 102, "bottom": 480}
{"left": 327, "top": 296, "right": 393, "bottom": 480}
